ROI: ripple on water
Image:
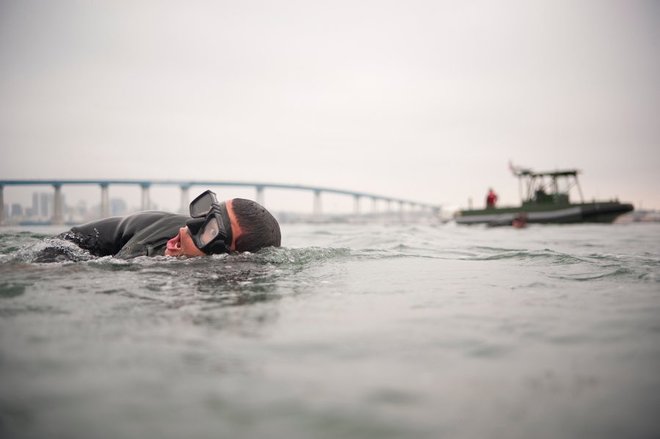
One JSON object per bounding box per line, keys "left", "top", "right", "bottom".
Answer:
{"left": 468, "top": 248, "right": 589, "bottom": 265}
{"left": 9, "top": 237, "right": 94, "bottom": 263}
{"left": 0, "top": 282, "right": 27, "bottom": 298}
{"left": 0, "top": 304, "right": 68, "bottom": 317}
{"left": 548, "top": 267, "right": 633, "bottom": 282}
{"left": 97, "top": 288, "right": 126, "bottom": 295}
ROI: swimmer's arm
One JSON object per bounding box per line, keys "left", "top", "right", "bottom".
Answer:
{"left": 61, "top": 217, "right": 125, "bottom": 256}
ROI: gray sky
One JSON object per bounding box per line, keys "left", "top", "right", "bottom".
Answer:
{"left": 1, "top": 0, "right": 659, "bottom": 213}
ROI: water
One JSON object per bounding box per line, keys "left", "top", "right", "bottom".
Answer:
{"left": 1, "top": 222, "right": 659, "bottom": 439}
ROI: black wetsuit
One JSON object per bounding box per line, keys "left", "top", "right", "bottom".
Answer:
{"left": 61, "top": 212, "right": 188, "bottom": 259}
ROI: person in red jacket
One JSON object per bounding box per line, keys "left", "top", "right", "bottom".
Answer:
{"left": 486, "top": 188, "right": 498, "bottom": 209}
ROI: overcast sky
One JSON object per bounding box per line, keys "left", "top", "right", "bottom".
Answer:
{"left": 1, "top": 0, "right": 658, "bottom": 213}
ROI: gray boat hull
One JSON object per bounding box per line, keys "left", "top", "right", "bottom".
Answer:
{"left": 455, "top": 202, "right": 633, "bottom": 225}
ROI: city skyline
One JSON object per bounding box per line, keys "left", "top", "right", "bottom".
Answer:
{"left": 2, "top": 189, "right": 128, "bottom": 224}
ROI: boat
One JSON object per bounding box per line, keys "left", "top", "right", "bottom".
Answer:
{"left": 455, "top": 164, "right": 634, "bottom": 225}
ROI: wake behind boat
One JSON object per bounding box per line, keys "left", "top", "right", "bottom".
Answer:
{"left": 455, "top": 164, "right": 634, "bottom": 225}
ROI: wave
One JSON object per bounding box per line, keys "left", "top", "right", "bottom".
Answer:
{"left": 465, "top": 247, "right": 589, "bottom": 264}
{"left": 1, "top": 230, "right": 658, "bottom": 288}
{"left": 547, "top": 267, "right": 634, "bottom": 282}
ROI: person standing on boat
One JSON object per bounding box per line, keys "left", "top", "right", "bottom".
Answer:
{"left": 486, "top": 188, "right": 498, "bottom": 209}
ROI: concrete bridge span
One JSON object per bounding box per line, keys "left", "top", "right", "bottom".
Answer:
{"left": 0, "top": 179, "right": 441, "bottom": 225}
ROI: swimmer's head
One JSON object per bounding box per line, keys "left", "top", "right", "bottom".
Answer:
{"left": 230, "top": 198, "right": 281, "bottom": 252}
{"left": 165, "top": 197, "right": 280, "bottom": 257}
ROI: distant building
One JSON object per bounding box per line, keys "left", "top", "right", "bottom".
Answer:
{"left": 110, "top": 198, "right": 127, "bottom": 216}
{"left": 32, "top": 192, "right": 52, "bottom": 219}
{"left": 72, "top": 200, "right": 88, "bottom": 220}
{"left": 40, "top": 192, "right": 51, "bottom": 217}
{"left": 11, "top": 203, "right": 24, "bottom": 217}
{"left": 31, "top": 193, "right": 40, "bottom": 217}
{"left": 30, "top": 191, "right": 66, "bottom": 220}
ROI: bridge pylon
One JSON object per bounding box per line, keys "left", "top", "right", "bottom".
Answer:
{"left": 100, "top": 183, "right": 110, "bottom": 218}
{"left": 256, "top": 186, "right": 265, "bottom": 207}
{"left": 140, "top": 183, "right": 151, "bottom": 210}
{"left": 52, "top": 184, "right": 64, "bottom": 225}
{"left": 313, "top": 190, "right": 322, "bottom": 217}
{"left": 179, "top": 184, "right": 190, "bottom": 214}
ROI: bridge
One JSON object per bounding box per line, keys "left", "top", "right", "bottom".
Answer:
{"left": 0, "top": 179, "right": 440, "bottom": 225}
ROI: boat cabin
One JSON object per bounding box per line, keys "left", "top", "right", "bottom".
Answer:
{"left": 512, "top": 167, "right": 584, "bottom": 207}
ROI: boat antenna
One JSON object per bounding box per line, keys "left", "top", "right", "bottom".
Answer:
{"left": 509, "top": 161, "right": 526, "bottom": 201}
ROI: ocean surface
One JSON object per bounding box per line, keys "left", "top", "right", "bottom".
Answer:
{"left": 1, "top": 221, "right": 659, "bottom": 439}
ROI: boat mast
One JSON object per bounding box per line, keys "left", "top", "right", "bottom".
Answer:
{"left": 526, "top": 174, "right": 535, "bottom": 202}
{"left": 575, "top": 174, "right": 584, "bottom": 203}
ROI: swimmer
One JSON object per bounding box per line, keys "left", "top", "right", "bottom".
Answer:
{"left": 60, "top": 190, "right": 281, "bottom": 259}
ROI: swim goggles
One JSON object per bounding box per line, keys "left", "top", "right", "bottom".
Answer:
{"left": 185, "top": 190, "right": 233, "bottom": 254}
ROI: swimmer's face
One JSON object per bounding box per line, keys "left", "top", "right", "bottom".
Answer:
{"left": 165, "top": 226, "right": 206, "bottom": 257}
{"left": 165, "top": 199, "right": 243, "bottom": 257}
